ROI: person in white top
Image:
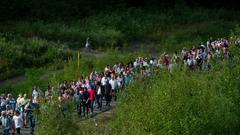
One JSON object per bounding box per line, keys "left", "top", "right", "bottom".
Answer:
{"left": 101, "top": 75, "right": 108, "bottom": 86}
{"left": 85, "top": 37, "right": 90, "bottom": 49}
{"left": 12, "top": 110, "right": 23, "bottom": 135}
{"left": 109, "top": 76, "right": 118, "bottom": 101}
{"left": 104, "top": 65, "right": 110, "bottom": 72}
{"left": 96, "top": 82, "right": 102, "bottom": 110}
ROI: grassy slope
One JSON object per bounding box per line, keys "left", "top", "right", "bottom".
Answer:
{"left": 108, "top": 46, "right": 240, "bottom": 135}
{"left": 1, "top": 7, "right": 239, "bottom": 81}
{"left": 0, "top": 7, "right": 240, "bottom": 134}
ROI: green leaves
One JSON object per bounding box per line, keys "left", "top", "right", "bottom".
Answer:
{"left": 110, "top": 46, "right": 240, "bottom": 134}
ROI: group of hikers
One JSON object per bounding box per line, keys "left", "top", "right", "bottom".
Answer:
{"left": 0, "top": 92, "right": 37, "bottom": 135}
{"left": 0, "top": 37, "right": 231, "bottom": 135}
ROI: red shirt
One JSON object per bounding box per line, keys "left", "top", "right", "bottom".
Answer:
{"left": 88, "top": 89, "right": 95, "bottom": 101}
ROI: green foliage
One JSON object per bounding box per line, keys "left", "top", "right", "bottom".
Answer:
{"left": 0, "top": 35, "right": 72, "bottom": 80}
{"left": 62, "top": 50, "right": 136, "bottom": 80}
{"left": 1, "top": 8, "right": 239, "bottom": 51}
{"left": 108, "top": 46, "right": 240, "bottom": 134}
{"left": 35, "top": 100, "right": 80, "bottom": 135}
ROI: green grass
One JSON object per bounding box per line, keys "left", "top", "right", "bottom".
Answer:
{"left": 1, "top": 7, "right": 240, "bottom": 80}
{"left": 0, "top": 7, "right": 240, "bottom": 134}
{"left": 108, "top": 46, "right": 240, "bottom": 135}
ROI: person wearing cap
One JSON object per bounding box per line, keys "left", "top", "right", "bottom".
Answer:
{"left": 0, "top": 111, "right": 11, "bottom": 135}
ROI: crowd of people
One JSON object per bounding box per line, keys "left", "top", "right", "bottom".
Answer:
{"left": 0, "top": 37, "right": 231, "bottom": 135}
{"left": 0, "top": 92, "right": 38, "bottom": 135}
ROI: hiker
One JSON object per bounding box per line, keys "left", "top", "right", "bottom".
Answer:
{"left": 109, "top": 75, "right": 118, "bottom": 101}
{"left": 12, "top": 110, "right": 23, "bottom": 135}
{"left": 196, "top": 48, "right": 204, "bottom": 70}
{"left": 101, "top": 74, "right": 108, "bottom": 98}
{"left": 181, "top": 48, "right": 188, "bottom": 64}
{"left": 117, "top": 74, "right": 124, "bottom": 93}
{"left": 85, "top": 37, "right": 90, "bottom": 50}
{"left": 96, "top": 82, "right": 102, "bottom": 110}
{"left": 1, "top": 94, "right": 7, "bottom": 113}
{"left": 88, "top": 87, "right": 96, "bottom": 114}
{"left": 32, "top": 86, "right": 39, "bottom": 97}
{"left": 6, "top": 94, "right": 16, "bottom": 112}
{"left": 162, "top": 53, "right": 170, "bottom": 69}
{"left": 81, "top": 88, "right": 90, "bottom": 116}
{"left": 124, "top": 71, "right": 132, "bottom": 87}
{"left": 172, "top": 51, "right": 180, "bottom": 64}
{"left": 187, "top": 52, "right": 195, "bottom": 70}
{"left": 223, "top": 46, "right": 229, "bottom": 59}
{"left": 19, "top": 94, "right": 29, "bottom": 128}
{"left": 60, "top": 80, "right": 68, "bottom": 95}
{"left": 5, "top": 105, "right": 13, "bottom": 117}
{"left": 105, "top": 81, "right": 112, "bottom": 107}
{"left": 24, "top": 99, "right": 36, "bottom": 134}
{"left": 45, "top": 86, "right": 52, "bottom": 101}
{"left": 0, "top": 111, "right": 11, "bottom": 135}
{"left": 58, "top": 96, "right": 67, "bottom": 117}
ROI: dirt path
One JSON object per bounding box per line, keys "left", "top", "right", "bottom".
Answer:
{"left": 0, "top": 75, "right": 26, "bottom": 86}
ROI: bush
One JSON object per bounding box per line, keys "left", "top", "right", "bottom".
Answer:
{"left": 109, "top": 46, "right": 240, "bottom": 135}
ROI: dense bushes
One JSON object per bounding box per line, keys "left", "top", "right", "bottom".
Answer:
{"left": 1, "top": 8, "right": 240, "bottom": 51}
{"left": 0, "top": 36, "right": 72, "bottom": 80}
{"left": 108, "top": 45, "right": 240, "bottom": 134}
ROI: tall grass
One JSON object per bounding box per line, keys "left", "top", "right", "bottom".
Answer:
{"left": 108, "top": 47, "right": 240, "bottom": 134}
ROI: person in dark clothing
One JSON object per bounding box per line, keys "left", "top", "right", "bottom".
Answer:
{"left": 60, "top": 80, "right": 68, "bottom": 95}
{"left": 80, "top": 88, "right": 89, "bottom": 116}
{"left": 105, "top": 81, "right": 112, "bottom": 106}
{"left": 96, "top": 82, "right": 102, "bottom": 110}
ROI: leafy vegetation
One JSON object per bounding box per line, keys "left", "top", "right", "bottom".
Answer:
{"left": 0, "top": 34, "right": 72, "bottom": 80}
{"left": 107, "top": 29, "right": 240, "bottom": 135}
{"left": 0, "top": 1, "right": 240, "bottom": 134}
{"left": 1, "top": 7, "right": 239, "bottom": 80}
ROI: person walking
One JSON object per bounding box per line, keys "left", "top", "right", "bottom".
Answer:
{"left": 105, "top": 81, "right": 112, "bottom": 107}
{"left": 12, "top": 110, "right": 23, "bottom": 135}
{"left": 0, "top": 111, "right": 11, "bottom": 135}
{"left": 96, "top": 82, "right": 102, "bottom": 110}
{"left": 88, "top": 87, "right": 96, "bottom": 114}
{"left": 24, "top": 99, "right": 36, "bottom": 134}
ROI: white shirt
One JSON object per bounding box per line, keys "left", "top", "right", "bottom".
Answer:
{"left": 117, "top": 77, "right": 123, "bottom": 87}
{"left": 109, "top": 79, "right": 118, "bottom": 90}
{"left": 13, "top": 115, "right": 23, "bottom": 128}
{"left": 104, "top": 67, "right": 109, "bottom": 72}
{"left": 97, "top": 87, "right": 101, "bottom": 95}
{"left": 101, "top": 77, "right": 107, "bottom": 86}
{"left": 85, "top": 41, "right": 90, "bottom": 48}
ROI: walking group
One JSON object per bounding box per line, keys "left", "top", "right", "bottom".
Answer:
{"left": 0, "top": 37, "right": 231, "bottom": 135}
{"left": 0, "top": 92, "right": 38, "bottom": 135}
